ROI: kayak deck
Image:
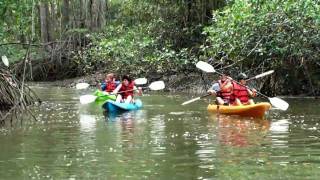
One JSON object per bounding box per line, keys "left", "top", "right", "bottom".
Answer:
{"left": 94, "top": 90, "right": 116, "bottom": 102}
{"left": 102, "top": 99, "right": 143, "bottom": 112}
{"left": 207, "top": 102, "right": 271, "bottom": 118}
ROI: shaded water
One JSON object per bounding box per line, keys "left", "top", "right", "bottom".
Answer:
{"left": 0, "top": 84, "right": 320, "bottom": 179}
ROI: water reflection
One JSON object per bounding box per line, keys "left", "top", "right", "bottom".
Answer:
{"left": 269, "top": 119, "right": 290, "bottom": 148}
{"left": 79, "top": 114, "right": 97, "bottom": 133}
{"left": 149, "top": 114, "right": 166, "bottom": 155}
{"left": 104, "top": 110, "right": 146, "bottom": 123}
{"left": 270, "top": 119, "right": 290, "bottom": 134}
{"left": 3, "top": 86, "right": 320, "bottom": 179}
{"left": 103, "top": 110, "right": 147, "bottom": 154}
{"left": 209, "top": 114, "right": 271, "bottom": 147}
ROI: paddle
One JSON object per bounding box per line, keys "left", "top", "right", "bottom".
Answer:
{"left": 79, "top": 81, "right": 165, "bottom": 104}
{"left": 76, "top": 82, "right": 90, "bottom": 90}
{"left": 181, "top": 93, "right": 211, "bottom": 106}
{"left": 246, "top": 70, "right": 274, "bottom": 81}
{"left": 181, "top": 83, "right": 220, "bottom": 105}
{"left": 1, "top": 55, "right": 9, "bottom": 67}
{"left": 76, "top": 77, "right": 148, "bottom": 90}
{"left": 195, "top": 61, "right": 289, "bottom": 111}
{"left": 181, "top": 70, "right": 273, "bottom": 106}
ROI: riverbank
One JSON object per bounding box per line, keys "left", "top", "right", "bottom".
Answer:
{"left": 30, "top": 72, "right": 320, "bottom": 99}
{"left": 32, "top": 72, "right": 209, "bottom": 94}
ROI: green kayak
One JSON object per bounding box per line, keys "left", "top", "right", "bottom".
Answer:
{"left": 93, "top": 90, "right": 117, "bottom": 103}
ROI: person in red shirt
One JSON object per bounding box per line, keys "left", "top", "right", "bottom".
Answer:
{"left": 98, "top": 73, "right": 120, "bottom": 93}
{"left": 208, "top": 72, "right": 234, "bottom": 105}
{"left": 113, "top": 75, "right": 142, "bottom": 103}
{"left": 232, "top": 73, "right": 257, "bottom": 105}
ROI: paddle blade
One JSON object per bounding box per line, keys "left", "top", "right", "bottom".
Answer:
{"left": 80, "top": 95, "right": 97, "bottom": 104}
{"left": 1, "top": 55, "right": 9, "bottom": 67}
{"left": 269, "top": 97, "right": 289, "bottom": 111}
{"left": 148, "top": 81, "right": 165, "bottom": 90}
{"left": 76, "top": 83, "right": 90, "bottom": 90}
{"left": 254, "top": 70, "right": 274, "bottom": 79}
{"left": 196, "top": 61, "right": 215, "bottom": 73}
{"left": 181, "top": 97, "right": 201, "bottom": 106}
{"left": 134, "top": 78, "right": 147, "bottom": 85}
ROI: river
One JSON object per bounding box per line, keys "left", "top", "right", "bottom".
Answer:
{"left": 0, "top": 83, "right": 319, "bottom": 179}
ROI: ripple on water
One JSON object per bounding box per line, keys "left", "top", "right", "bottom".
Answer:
{"left": 2, "top": 89, "right": 320, "bottom": 179}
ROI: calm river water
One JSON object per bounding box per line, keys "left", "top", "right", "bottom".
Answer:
{"left": 0, "top": 84, "right": 320, "bottom": 179}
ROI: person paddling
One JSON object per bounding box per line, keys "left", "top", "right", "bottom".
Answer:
{"left": 232, "top": 73, "right": 257, "bottom": 105}
{"left": 113, "top": 75, "right": 142, "bottom": 103}
{"left": 207, "top": 72, "right": 233, "bottom": 105}
{"left": 98, "top": 73, "right": 120, "bottom": 93}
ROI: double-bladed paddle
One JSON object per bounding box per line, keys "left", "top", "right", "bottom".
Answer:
{"left": 181, "top": 82, "right": 220, "bottom": 105}
{"left": 182, "top": 64, "right": 274, "bottom": 106}
{"left": 1, "top": 55, "right": 9, "bottom": 67}
{"left": 191, "top": 61, "right": 289, "bottom": 111}
{"left": 79, "top": 80, "right": 165, "bottom": 104}
{"left": 181, "top": 93, "right": 211, "bottom": 106}
{"left": 181, "top": 70, "right": 274, "bottom": 106}
{"left": 246, "top": 70, "right": 274, "bottom": 81}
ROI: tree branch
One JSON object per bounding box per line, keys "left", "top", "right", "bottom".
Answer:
{"left": 0, "top": 41, "right": 71, "bottom": 47}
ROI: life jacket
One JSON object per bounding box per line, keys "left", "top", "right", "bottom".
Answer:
{"left": 119, "top": 81, "right": 135, "bottom": 99}
{"left": 232, "top": 83, "right": 249, "bottom": 103}
{"left": 105, "top": 81, "right": 117, "bottom": 92}
{"left": 216, "top": 80, "right": 233, "bottom": 103}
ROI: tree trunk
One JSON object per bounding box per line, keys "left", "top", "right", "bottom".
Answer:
{"left": 62, "top": 0, "right": 70, "bottom": 30}
{"left": 39, "top": 2, "right": 50, "bottom": 43}
{"left": 87, "top": 0, "right": 106, "bottom": 31}
{"left": 79, "top": 0, "right": 86, "bottom": 28}
{"left": 98, "top": 0, "right": 106, "bottom": 28}
{"left": 91, "top": 0, "right": 99, "bottom": 31}
{"left": 31, "top": 0, "right": 35, "bottom": 40}
{"left": 85, "top": 0, "right": 91, "bottom": 29}
{"left": 50, "top": 2, "right": 56, "bottom": 39}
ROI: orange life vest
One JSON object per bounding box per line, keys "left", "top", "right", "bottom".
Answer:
{"left": 232, "top": 83, "right": 249, "bottom": 103}
{"left": 119, "top": 82, "right": 135, "bottom": 99}
{"left": 105, "top": 82, "right": 117, "bottom": 92}
{"left": 217, "top": 80, "right": 233, "bottom": 103}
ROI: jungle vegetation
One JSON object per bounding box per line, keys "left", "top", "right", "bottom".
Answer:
{"left": 0, "top": 0, "right": 319, "bottom": 96}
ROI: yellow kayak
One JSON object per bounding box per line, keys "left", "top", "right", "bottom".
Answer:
{"left": 207, "top": 102, "right": 271, "bottom": 118}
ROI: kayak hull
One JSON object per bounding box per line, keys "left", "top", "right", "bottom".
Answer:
{"left": 207, "top": 102, "right": 271, "bottom": 118}
{"left": 102, "top": 99, "right": 143, "bottom": 112}
{"left": 94, "top": 90, "right": 116, "bottom": 102}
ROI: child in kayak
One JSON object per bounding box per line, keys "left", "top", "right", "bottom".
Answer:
{"left": 98, "top": 73, "right": 120, "bottom": 93}
{"left": 232, "top": 73, "right": 257, "bottom": 105}
{"left": 113, "top": 75, "right": 142, "bottom": 103}
{"left": 207, "top": 72, "right": 233, "bottom": 105}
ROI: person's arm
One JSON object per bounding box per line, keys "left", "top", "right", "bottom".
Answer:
{"left": 97, "top": 83, "right": 102, "bottom": 90}
{"left": 115, "top": 80, "right": 120, "bottom": 86}
{"left": 207, "top": 82, "right": 220, "bottom": 95}
{"left": 247, "top": 88, "right": 257, "bottom": 97}
{"left": 133, "top": 86, "right": 143, "bottom": 96}
{"left": 100, "top": 82, "right": 107, "bottom": 91}
{"left": 112, "top": 84, "right": 122, "bottom": 94}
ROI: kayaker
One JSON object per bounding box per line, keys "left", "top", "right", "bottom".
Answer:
{"left": 207, "top": 72, "right": 233, "bottom": 105}
{"left": 232, "top": 73, "right": 257, "bottom": 105}
{"left": 99, "top": 73, "right": 120, "bottom": 93}
{"left": 113, "top": 75, "right": 142, "bottom": 103}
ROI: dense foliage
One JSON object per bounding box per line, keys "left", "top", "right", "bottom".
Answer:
{"left": 0, "top": 0, "right": 319, "bottom": 95}
{"left": 80, "top": 0, "right": 225, "bottom": 77}
{"left": 0, "top": 0, "right": 35, "bottom": 62}
{"left": 203, "top": 0, "right": 320, "bottom": 95}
